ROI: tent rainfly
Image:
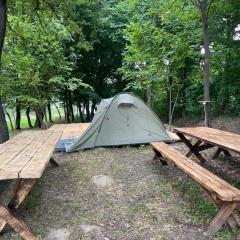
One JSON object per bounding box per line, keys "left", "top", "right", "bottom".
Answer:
{"left": 66, "top": 93, "right": 171, "bottom": 152}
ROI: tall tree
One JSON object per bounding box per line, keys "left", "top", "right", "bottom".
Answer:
{"left": 0, "top": 0, "right": 9, "bottom": 143}
{"left": 191, "top": 0, "right": 213, "bottom": 127}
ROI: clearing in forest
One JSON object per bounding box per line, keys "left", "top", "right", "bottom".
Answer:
{"left": 0, "top": 144, "right": 239, "bottom": 240}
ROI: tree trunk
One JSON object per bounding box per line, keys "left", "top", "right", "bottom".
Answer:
{"left": 65, "top": 89, "right": 70, "bottom": 123}
{"left": 15, "top": 99, "right": 21, "bottom": 130}
{"left": 201, "top": 1, "right": 211, "bottom": 127}
{"left": 5, "top": 110, "right": 13, "bottom": 131}
{"left": 77, "top": 97, "right": 84, "bottom": 122}
{"left": 34, "top": 108, "right": 47, "bottom": 129}
{"left": 63, "top": 101, "right": 67, "bottom": 119}
{"left": 0, "top": 97, "right": 8, "bottom": 143}
{"left": 168, "top": 79, "right": 173, "bottom": 131}
{"left": 68, "top": 91, "right": 74, "bottom": 122}
{"left": 43, "top": 106, "right": 47, "bottom": 123}
{"left": 0, "top": 0, "right": 9, "bottom": 143}
{"left": 85, "top": 99, "right": 90, "bottom": 121}
{"left": 34, "top": 111, "right": 41, "bottom": 128}
{"left": 90, "top": 100, "right": 96, "bottom": 120}
{"left": 179, "top": 68, "right": 187, "bottom": 119}
{"left": 26, "top": 107, "right": 33, "bottom": 128}
{"left": 0, "top": 0, "right": 7, "bottom": 65}
{"left": 144, "top": 88, "right": 151, "bottom": 107}
{"left": 53, "top": 103, "right": 61, "bottom": 120}
{"left": 47, "top": 103, "right": 53, "bottom": 123}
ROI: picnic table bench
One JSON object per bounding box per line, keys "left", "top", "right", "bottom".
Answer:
{"left": 0, "top": 130, "right": 62, "bottom": 240}
{"left": 174, "top": 127, "right": 240, "bottom": 162}
{"left": 151, "top": 141, "right": 240, "bottom": 237}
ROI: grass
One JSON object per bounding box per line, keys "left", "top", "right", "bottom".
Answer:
{"left": 69, "top": 202, "right": 81, "bottom": 209}
{"left": 174, "top": 178, "right": 217, "bottom": 222}
{"left": 6, "top": 106, "right": 81, "bottom": 132}
{"left": 172, "top": 176, "right": 240, "bottom": 239}
{"left": 24, "top": 194, "right": 41, "bottom": 212}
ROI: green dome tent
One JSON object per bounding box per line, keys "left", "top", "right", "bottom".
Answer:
{"left": 66, "top": 93, "right": 171, "bottom": 152}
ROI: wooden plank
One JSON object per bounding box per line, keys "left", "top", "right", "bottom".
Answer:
{"left": 0, "top": 131, "right": 40, "bottom": 173}
{"left": 177, "top": 133, "right": 206, "bottom": 162}
{"left": 49, "top": 157, "right": 59, "bottom": 167}
{"left": 0, "top": 131, "right": 52, "bottom": 180}
{"left": 49, "top": 123, "right": 90, "bottom": 139}
{"left": 185, "top": 140, "right": 202, "bottom": 157}
{"left": 174, "top": 127, "right": 240, "bottom": 155}
{"left": 153, "top": 142, "right": 240, "bottom": 199}
{"left": 0, "top": 204, "right": 37, "bottom": 239}
{"left": 200, "top": 187, "right": 239, "bottom": 230}
{"left": 0, "top": 179, "right": 37, "bottom": 231}
{"left": 19, "top": 131, "right": 62, "bottom": 179}
{"left": 205, "top": 203, "right": 237, "bottom": 237}
{"left": 151, "top": 142, "right": 240, "bottom": 201}
{"left": 212, "top": 148, "right": 222, "bottom": 159}
{"left": 159, "top": 142, "right": 240, "bottom": 198}
{"left": 8, "top": 179, "right": 37, "bottom": 210}
{"left": 0, "top": 131, "right": 33, "bottom": 158}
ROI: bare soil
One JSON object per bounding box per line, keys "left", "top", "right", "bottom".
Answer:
{"left": 0, "top": 146, "right": 206, "bottom": 240}
{"left": 1, "top": 116, "right": 240, "bottom": 240}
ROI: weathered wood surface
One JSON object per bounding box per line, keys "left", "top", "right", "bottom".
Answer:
{"left": 0, "top": 204, "right": 38, "bottom": 240}
{"left": 49, "top": 123, "right": 90, "bottom": 139}
{"left": 0, "top": 130, "right": 62, "bottom": 180}
{"left": 151, "top": 142, "right": 240, "bottom": 202}
{"left": 0, "top": 130, "right": 61, "bottom": 239}
{"left": 0, "top": 179, "right": 37, "bottom": 233}
{"left": 174, "top": 127, "right": 240, "bottom": 154}
{"left": 151, "top": 141, "right": 240, "bottom": 237}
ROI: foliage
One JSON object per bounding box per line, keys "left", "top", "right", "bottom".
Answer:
{"left": 119, "top": 0, "right": 240, "bottom": 119}
{"left": 1, "top": 0, "right": 240, "bottom": 131}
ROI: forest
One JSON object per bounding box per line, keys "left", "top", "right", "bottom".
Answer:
{"left": 0, "top": 0, "right": 240, "bottom": 143}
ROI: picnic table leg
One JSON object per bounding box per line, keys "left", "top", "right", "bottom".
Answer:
{"left": 212, "top": 148, "right": 222, "bottom": 159}
{"left": 8, "top": 179, "right": 37, "bottom": 210}
{"left": 0, "top": 203, "right": 38, "bottom": 240}
{"left": 222, "top": 149, "right": 232, "bottom": 157}
{"left": 205, "top": 202, "right": 237, "bottom": 237}
{"left": 201, "top": 187, "right": 239, "bottom": 230}
{"left": 0, "top": 179, "right": 36, "bottom": 232}
{"left": 152, "top": 149, "right": 168, "bottom": 165}
{"left": 185, "top": 140, "right": 202, "bottom": 157}
{"left": 50, "top": 157, "right": 59, "bottom": 167}
{"left": 212, "top": 148, "right": 232, "bottom": 159}
{"left": 176, "top": 133, "right": 206, "bottom": 162}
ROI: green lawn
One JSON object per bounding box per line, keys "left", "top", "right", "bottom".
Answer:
{"left": 5, "top": 106, "right": 75, "bottom": 131}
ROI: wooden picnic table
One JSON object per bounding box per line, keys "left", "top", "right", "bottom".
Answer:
{"left": 174, "top": 127, "right": 240, "bottom": 162}
{"left": 0, "top": 130, "right": 62, "bottom": 240}
{"left": 49, "top": 123, "right": 90, "bottom": 139}
{"left": 151, "top": 142, "right": 240, "bottom": 237}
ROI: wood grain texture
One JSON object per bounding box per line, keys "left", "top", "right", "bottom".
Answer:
{"left": 49, "top": 123, "right": 90, "bottom": 139}
{"left": 8, "top": 179, "right": 37, "bottom": 210}
{"left": 0, "top": 130, "right": 61, "bottom": 180}
{"left": 0, "top": 179, "right": 37, "bottom": 232}
{"left": 205, "top": 203, "right": 237, "bottom": 237}
{"left": 0, "top": 204, "right": 37, "bottom": 239}
{"left": 151, "top": 142, "right": 240, "bottom": 201}
{"left": 174, "top": 127, "right": 240, "bottom": 154}
{"left": 19, "top": 131, "right": 62, "bottom": 179}
{"left": 151, "top": 141, "right": 240, "bottom": 236}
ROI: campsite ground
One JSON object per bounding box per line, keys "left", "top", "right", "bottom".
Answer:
{"left": 1, "top": 117, "right": 240, "bottom": 240}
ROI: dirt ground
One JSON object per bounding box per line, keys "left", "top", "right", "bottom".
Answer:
{"left": 0, "top": 144, "right": 239, "bottom": 240}
{"left": 1, "top": 117, "right": 240, "bottom": 240}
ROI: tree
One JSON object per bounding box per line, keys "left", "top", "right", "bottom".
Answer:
{"left": 120, "top": 0, "right": 200, "bottom": 126}
{"left": 0, "top": 0, "right": 9, "bottom": 143}
{"left": 190, "top": 0, "right": 213, "bottom": 127}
